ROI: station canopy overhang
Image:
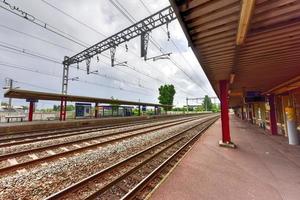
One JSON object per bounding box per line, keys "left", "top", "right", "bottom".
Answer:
{"left": 170, "top": 0, "right": 300, "bottom": 107}
{"left": 4, "top": 89, "right": 171, "bottom": 108}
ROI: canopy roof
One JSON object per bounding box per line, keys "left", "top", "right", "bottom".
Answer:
{"left": 4, "top": 89, "right": 171, "bottom": 107}
{"left": 171, "top": 0, "right": 300, "bottom": 106}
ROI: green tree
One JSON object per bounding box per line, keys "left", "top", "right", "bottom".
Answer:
{"left": 53, "top": 105, "right": 59, "bottom": 111}
{"left": 195, "top": 105, "right": 204, "bottom": 112}
{"left": 110, "top": 96, "right": 120, "bottom": 112}
{"left": 66, "top": 105, "right": 75, "bottom": 111}
{"left": 22, "top": 105, "right": 28, "bottom": 111}
{"left": 158, "top": 84, "right": 176, "bottom": 111}
{"left": 211, "top": 103, "right": 220, "bottom": 113}
{"left": 1, "top": 102, "right": 8, "bottom": 107}
{"left": 202, "top": 95, "right": 213, "bottom": 111}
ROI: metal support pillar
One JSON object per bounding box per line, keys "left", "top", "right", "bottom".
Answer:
{"left": 28, "top": 101, "right": 34, "bottom": 122}
{"left": 62, "top": 56, "right": 70, "bottom": 95}
{"left": 218, "top": 80, "right": 235, "bottom": 148}
{"left": 141, "top": 32, "right": 150, "bottom": 60}
{"left": 269, "top": 94, "right": 278, "bottom": 135}
{"left": 110, "top": 47, "right": 116, "bottom": 67}
{"left": 95, "top": 102, "right": 98, "bottom": 118}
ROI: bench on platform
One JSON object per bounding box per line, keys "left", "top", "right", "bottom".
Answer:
{"left": 5, "top": 115, "right": 26, "bottom": 123}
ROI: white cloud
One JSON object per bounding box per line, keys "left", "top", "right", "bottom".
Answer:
{"left": 0, "top": 0, "right": 216, "bottom": 107}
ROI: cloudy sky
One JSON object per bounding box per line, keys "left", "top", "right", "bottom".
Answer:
{"left": 0, "top": 0, "right": 216, "bottom": 108}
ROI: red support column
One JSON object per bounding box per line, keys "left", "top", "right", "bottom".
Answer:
{"left": 269, "top": 94, "right": 278, "bottom": 135}
{"left": 220, "top": 80, "right": 231, "bottom": 143}
{"left": 219, "top": 80, "right": 236, "bottom": 148}
{"left": 59, "top": 97, "right": 67, "bottom": 121}
{"left": 28, "top": 101, "right": 34, "bottom": 122}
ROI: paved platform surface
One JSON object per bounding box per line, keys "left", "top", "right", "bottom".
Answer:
{"left": 151, "top": 116, "right": 300, "bottom": 200}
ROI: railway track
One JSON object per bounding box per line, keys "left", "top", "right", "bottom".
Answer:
{"left": 0, "top": 115, "right": 209, "bottom": 174}
{"left": 44, "top": 115, "right": 219, "bottom": 200}
{"left": 0, "top": 115, "right": 202, "bottom": 146}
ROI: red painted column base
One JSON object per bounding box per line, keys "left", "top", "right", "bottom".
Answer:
{"left": 59, "top": 97, "right": 67, "bottom": 121}
{"left": 28, "top": 101, "right": 34, "bottom": 122}
{"left": 219, "top": 80, "right": 236, "bottom": 148}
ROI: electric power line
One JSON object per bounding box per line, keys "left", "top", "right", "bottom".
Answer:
{"left": 0, "top": 23, "right": 151, "bottom": 88}
{"left": 0, "top": 41, "right": 154, "bottom": 92}
{"left": 0, "top": 62, "right": 151, "bottom": 96}
{"left": 38, "top": 0, "right": 195, "bottom": 97}
{"left": 0, "top": 23, "right": 75, "bottom": 52}
{"left": 109, "top": 0, "right": 210, "bottom": 94}
{"left": 1, "top": 0, "right": 194, "bottom": 98}
{"left": 0, "top": 42, "right": 62, "bottom": 64}
{"left": 0, "top": 0, "right": 88, "bottom": 47}
{"left": 139, "top": 0, "right": 212, "bottom": 93}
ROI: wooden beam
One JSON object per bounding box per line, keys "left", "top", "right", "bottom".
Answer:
{"left": 263, "top": 75, "right": 300, "bottom": 94}
{"left": 236, "top": 0, "right": 255, "bottom": 45}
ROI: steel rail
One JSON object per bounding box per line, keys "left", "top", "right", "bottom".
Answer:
{"left": 0, "top": 116, "right": 209, "bottom": 174}
{"left": 0, "top": 115, "right": 202, "bottom": 147}
{"left": 0, "top": 115, "right": 199, "bottom": 142}
{"left": 0, "top": 115, "right": 200, "bottom": 160}
{"left": 121, "top": 117, "right": 218, "bottom": 200}
{"left": 44, "top": 115, "right": 218, "bottom": 200}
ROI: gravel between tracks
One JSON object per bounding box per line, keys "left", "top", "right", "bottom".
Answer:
{"left": 0, "top": 117, "right": 191, "bottom": 155}
{"left": 0, "top": 117, "right": 205, "bottom": 200}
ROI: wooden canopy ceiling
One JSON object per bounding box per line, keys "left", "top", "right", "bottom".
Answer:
{"left": 171, "top": 0, "right": 300, "bottom": 107}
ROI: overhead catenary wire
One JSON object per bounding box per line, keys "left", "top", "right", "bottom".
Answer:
{"left": 0, "top": 42, "right": 153, "bottom": 93}
{"left": 0, "top": 62, "right": 151, "bottom": 96}
{"left": 139, "top": 0, "right": 211, "bottom": 93}
{"left": 0, "top": 41, "right": 62, "bottom": 64}
{"left": 0, "top": 0, "right": 88, "bottom": 47}
{"left": 0, "top": 41, "right": 154, "bottom": 92}
{"left": 109, "top": 0, "right": 210, "bottom": 95}
{"left": 0, "top": 0, "right": 195, "bottom": 98}
{"left": 0, "top": 23, "right": 151, "bottom": 87}
{"left": 0, "top": 0, "right": 163, "bottom": 90}
{"left": 0, "top": 23, "right": 75, "bottom": 52}
{"left": 37, "top": 0, "right": 196, "bottom": 98}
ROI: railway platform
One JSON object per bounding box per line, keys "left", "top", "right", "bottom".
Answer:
{"left": 151, "top": 115, "right": 300, "bottom": 200}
